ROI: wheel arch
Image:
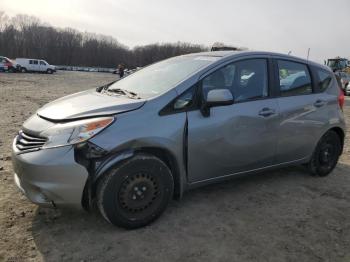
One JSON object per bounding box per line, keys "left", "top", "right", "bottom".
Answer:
{"left": 329, "top": 126, "right": 345, "bottom": 154}
{"left": 84, "top": 146, "right": 184, "bottom": 209}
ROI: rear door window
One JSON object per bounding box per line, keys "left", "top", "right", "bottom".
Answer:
{"left": 278, "top": 60, "right": 312, "bottom": 96}
{"left": 33, "top": 60, "right": 38, "bottom": 65}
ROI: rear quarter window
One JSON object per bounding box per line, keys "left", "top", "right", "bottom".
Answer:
{"left": 316, "top": 69, "right": 333, "bottom": 92}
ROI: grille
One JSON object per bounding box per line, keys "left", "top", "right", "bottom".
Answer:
{"left": 16, "top": 130, "right": 47, "bottom": 152}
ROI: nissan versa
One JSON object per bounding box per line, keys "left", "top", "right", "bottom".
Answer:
{"left": 12, "top": 51, "right": 346, "bottom": 228}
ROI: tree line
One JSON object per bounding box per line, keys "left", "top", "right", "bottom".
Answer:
{"left": 0, "top": 11, "right": 207, "bottom": 68}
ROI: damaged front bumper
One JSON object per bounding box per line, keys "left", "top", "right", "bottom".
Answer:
{"left": 12, "top": 139, "right": 89, "bottom": 208}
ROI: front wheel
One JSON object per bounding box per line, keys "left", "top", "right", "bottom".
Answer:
{"left": 47, "top": 69, "right": 53, "bottom": 74}
{"left": 307, "top": 130, "right": 342, "bottom": 177}
{"left": 20, "top": 67, "right": 27, "bottom": 73}
{"left": 97, "top": 154, "right": 174, "bottom": 229}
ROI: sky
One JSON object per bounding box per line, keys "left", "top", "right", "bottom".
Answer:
{"left": 1, "top": 0, "right": 349, "bottom": 63}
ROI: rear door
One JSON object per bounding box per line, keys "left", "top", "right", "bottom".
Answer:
{"left": 29, "top": 60, "right": 39, "bottom": 71}
{"left": 274, "top": 59, "right": 329, "bottom": 163}
{"left": 187, "top": 58, "right": 279, "bottom": 183}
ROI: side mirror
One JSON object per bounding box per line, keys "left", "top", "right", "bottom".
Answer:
{"left": 201, "top": 89, "right": 233, "bottom": 117}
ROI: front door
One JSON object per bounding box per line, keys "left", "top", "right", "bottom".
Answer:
{"left": 39, "top": 60, "right": 47, "bottom": 72}
{"left": 187, "top": 58, "right": 279, "bottom": 183}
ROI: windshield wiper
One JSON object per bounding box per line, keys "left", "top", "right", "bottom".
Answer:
{"left": 96, "top": 80, "right": 117, "bottom": 92}
{"left": 104, "top": 88, "right": 141, "bottom": 99}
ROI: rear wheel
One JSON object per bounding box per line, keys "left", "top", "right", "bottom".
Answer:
{"left": 21, "top": 67, "right": 27, "bottom": 73}
{"left": 307, "top": 130, "right": 342, "bottom": 177}
{"left": 97, "top": 154, "right": 174, "bottom": 229}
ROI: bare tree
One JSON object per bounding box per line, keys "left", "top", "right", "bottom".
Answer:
{"left": 0, "top": 11, "right": 207, "bottom": 68}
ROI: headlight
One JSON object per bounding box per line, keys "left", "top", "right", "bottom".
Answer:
{"left": 40, "top": 117, "right": 114, "bottom": 149}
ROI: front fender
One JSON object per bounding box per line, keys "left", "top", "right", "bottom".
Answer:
{"left": 94, "top": 149, "right": 134, "bottom": 183}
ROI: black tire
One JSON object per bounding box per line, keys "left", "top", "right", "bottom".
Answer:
{"left": 97, "top": 154, "right": 174, "bottom": 229}
{"left": 307, "top": 130, "right": 342, "bottom": 177}
{"left": 47, "top": 69, "right": 53, "bottom": 74}
{"left": 21, "top": 67, "right": 27, "bottom": 73}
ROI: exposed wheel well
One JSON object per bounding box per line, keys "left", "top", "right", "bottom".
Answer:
{"left": 85, "top": 147, "right": 182, "bottom": 210}
{"left": 329, "top": 127, "right": 345, "bottom": 154}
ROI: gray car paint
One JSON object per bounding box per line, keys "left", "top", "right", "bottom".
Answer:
{"left": 12, "top": 142, "right": 88, "bottom": 207}
{"left": 187, "top": 98, "right": 279, "bottom": 183}
{"left": 12, "top": 51, "right": 346, "bottom": 208}
{"left": 37, "top": 89, "right": 146, "bottom": 121}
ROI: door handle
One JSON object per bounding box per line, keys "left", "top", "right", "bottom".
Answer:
{"left": 258, "top": 108, "right": 276, "bottom": 117}
{"left": 314, "top": 99, "right": 326, "bottom": 108}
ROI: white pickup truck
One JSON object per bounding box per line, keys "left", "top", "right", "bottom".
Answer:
{"left": 16, "top": 58, "right": 56, "bottom": 74}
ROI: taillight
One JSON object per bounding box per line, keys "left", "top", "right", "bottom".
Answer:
{"left": 338, "top": 89, "right": 345, "bottom": 110}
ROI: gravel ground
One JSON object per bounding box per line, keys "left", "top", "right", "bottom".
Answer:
{"left": 0, "top": 71, "right": 350, "bottom": 262}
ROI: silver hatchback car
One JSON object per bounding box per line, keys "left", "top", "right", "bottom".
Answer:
{"left": 12, "top": 51, "right": 346, "bottom": 228}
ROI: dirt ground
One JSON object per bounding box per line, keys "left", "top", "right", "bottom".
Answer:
{"left": 1, "top": 71, "right": 350, "bottom": 262}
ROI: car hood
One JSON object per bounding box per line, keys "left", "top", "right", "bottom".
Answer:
{"left": 37, "top": 90, "right": 146, "bottom": 121}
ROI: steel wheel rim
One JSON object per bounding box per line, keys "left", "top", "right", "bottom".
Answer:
{"left": 118, "top": 173, "right": 159, "bottom": 213}
{"left": 319, "top": 141, "right": 336, "bottom": 170}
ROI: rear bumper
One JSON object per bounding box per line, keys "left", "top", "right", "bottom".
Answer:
{"left": 12, "top": 140, "right": 89, "bottom": 208}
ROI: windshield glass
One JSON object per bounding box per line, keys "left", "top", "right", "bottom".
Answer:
{"left": 108, "top": 55, "right": 219, "bottom": 98}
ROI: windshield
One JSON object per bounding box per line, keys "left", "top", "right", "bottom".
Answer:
{"left": 108, "top": 55, "right": 219, "bottom": 98}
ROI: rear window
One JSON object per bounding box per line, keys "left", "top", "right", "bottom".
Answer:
{"left": 278, "top": 60, "right": 312, "bottom": 96}
{"left": 316, "top": 69, "right": 333, "bottom": 92}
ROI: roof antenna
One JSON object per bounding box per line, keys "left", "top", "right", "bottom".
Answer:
{"left": 307, "top": 48, "right": 310, "bottom": 61}
{"left": 287, "top": 51, "right": 292, "bottom": 55}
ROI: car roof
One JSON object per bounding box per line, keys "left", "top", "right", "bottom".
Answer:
{"left": 186, "top": 50, "right": 331, "bottom": 72}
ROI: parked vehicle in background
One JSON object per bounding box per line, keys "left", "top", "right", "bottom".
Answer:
{"left": 210, "top": 42, "right": 248, "bottom": 51}
{"left": 0, "top": 56, "right": 19, "bottom": 72}
{"left": 337, "top": 72, "right": 350, "bottom": 94}
{"left": 113, "top": 67, "right": 135, "bottom": 76}
{"left": 16, "top": 58, "right": 56, "bottom": 74}
{"left": 345, "top": 85, "right": 350, "bottom": 96}
{"left": 326, "top": 57, "right": 350, "bottom": 73}
{"left": 12, "top": 51, "right": 346, "bottom": 229}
